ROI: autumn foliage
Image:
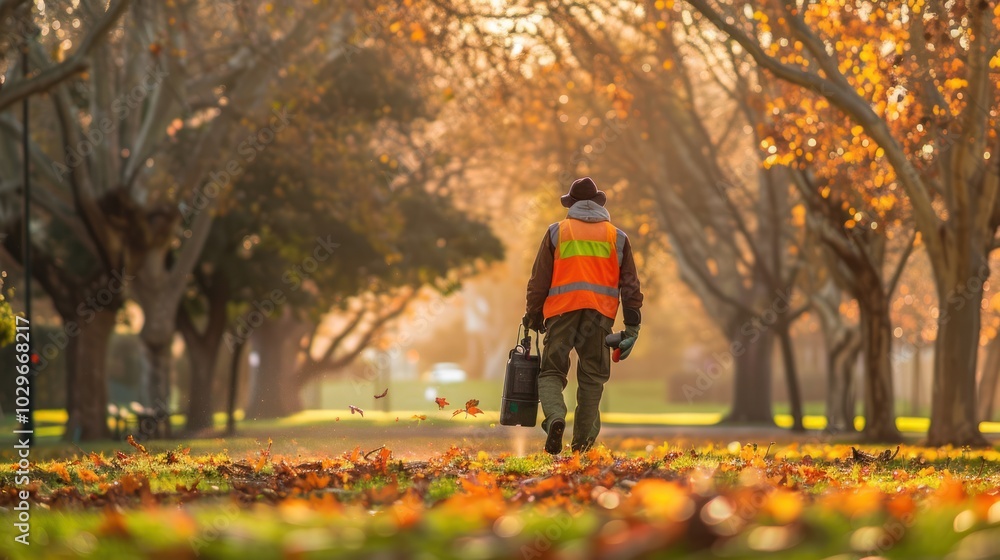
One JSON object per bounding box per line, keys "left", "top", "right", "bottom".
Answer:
{"left": 5, "top": 439, "right": 1000, "bottom": 558}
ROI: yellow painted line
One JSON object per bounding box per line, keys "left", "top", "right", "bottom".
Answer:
{"left": 601, "top": 412, "right": 722, "bottom": 425}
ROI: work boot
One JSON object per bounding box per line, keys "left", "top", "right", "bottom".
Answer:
{"left": 545, "top": 418, "right": 565, "bottom": 455}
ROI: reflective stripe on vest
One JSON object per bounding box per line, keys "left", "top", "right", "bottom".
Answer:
{"left": 543, "top": 219, "right": 622, "bottom": 320}
{"left": 549, "top": 281, "right": 620, "bottom": 298}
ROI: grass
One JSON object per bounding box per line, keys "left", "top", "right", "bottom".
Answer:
{"left": 4, "top": 438, "right": 1000, "bottom": 559}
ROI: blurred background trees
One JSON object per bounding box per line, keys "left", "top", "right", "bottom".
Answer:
{"left": 0, "top": 0, "right": 998, "bottom": 446}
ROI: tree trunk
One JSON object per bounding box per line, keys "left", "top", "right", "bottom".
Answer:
{"left": 63, "top": 307, "right": 117, "bottom": 441}
{"left": 857, "top": 294, "right": 902, "bottom": 442}
{"left": 141, "top": 337, "right": 173, "bottom": 415}
{"left": 177, "top": 289, "right": 228, "bottom": 434}
{"left": 826, "top": 328, "right": 860, "bottom": 433}
{"left": 227, "top": 337, "right": 246, "bottom": 436}
{"left": 137, "top": 279, "right": 180, "bottom": 418}
{"left": 245, "top": 313, "right": 305, "bottom": 419}
{"left": 928, "top": 277, "right": 989, "bottom": 446}
{"left": 910, "top": 345, "right": 921, "bottom": 416}
{"left": 976, "top": 336, "right": 1000, "bottom": 421}
{"left": 776, "top": 325, "right": 804, "bottom": 431}
{"left": 182, "top": 341, "right": 219, "bottom": 433}
{"left": 722, "top": 314, "right": 775, "bottom": 425}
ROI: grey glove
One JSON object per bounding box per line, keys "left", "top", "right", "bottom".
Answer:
{"left": 619, "top": 324, "right": 640, "bottom": 360}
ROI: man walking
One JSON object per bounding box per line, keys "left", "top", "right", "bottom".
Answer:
{"left": 523, "top": 177, "right": 644, "bottom": 454}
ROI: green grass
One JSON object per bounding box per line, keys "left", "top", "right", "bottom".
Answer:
{"left": 426, "top": 476, "right": 460, "bottom": 501}
{"left": 4, "top": 439, "right": 1000, "bottom": 559}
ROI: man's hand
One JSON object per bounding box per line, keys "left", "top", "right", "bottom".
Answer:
{"left": 523, "top": 312, "right": 546, "bottom": 333}
{"left": 618, "top": 324, "right": 640, "bottom": 360}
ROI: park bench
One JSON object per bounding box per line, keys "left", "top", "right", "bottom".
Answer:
{"left": 107, "top": 402, "right": 172, "bottom": 440}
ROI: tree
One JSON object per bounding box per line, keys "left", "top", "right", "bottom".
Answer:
{"left": 685, "top": 0, "right": 1000, "bottom": 446}
{"left": 0, "top": 1, "right": 358, "bottom": 438}
{"left": 177, "top": 28, "right": 506, "bottom": 422}
{"left": 0, "top": 0, "right": 135, "bottom": 441}
{"left": 0, "top": 0, "right": 131, "bottom": 112}
{"left": 810, "top": 277, "right": 861, "bottom": 433}
{"left": 794, "top": 170, "right": 912, "bottom": 441}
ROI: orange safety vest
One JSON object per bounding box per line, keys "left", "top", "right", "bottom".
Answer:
{"left": 543, "top": 219, "right": 625, "bottom": 320}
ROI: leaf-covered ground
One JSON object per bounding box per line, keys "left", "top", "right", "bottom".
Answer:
{"left": 3, "top": 438, "right": 1000, "bottom": 559}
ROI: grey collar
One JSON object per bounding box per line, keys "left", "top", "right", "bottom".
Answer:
{"left": 566, "top": 200, "right": 611, "bottom": 223}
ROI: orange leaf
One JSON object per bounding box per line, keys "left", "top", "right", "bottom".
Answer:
{"left": 435, "top": 397, "right": 450, "bottom": 410}
{"left": 96, "top": 509, "right": 130, "bottom": 537}
{"left": 126, "top": 435, "right": 148, "bottom": 455}
{"left": 77, "top": 468, "right": 101, "bottom": 484}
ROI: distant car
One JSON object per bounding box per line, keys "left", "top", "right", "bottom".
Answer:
{"left": 428, "top": 362, "right": 467, "bottom": 383}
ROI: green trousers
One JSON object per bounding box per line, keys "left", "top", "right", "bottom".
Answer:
{"left": 538, "top": 309, "right": 614, "bottom": 450}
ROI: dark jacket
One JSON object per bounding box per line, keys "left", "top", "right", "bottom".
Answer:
{"left": 526, "top": 201, "right": 644, "bottom": 326}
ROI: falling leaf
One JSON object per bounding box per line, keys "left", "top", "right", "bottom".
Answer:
{"left": 253, "top": 439, "right": 273, "bottom": 473}
{"left": 452, "top": 399, "right": 485, "bottom": 418}
{"left": 349, "top": 405, "right": 364, "bottom": 417}
{"left": 435, "top": 397, "right": 450, "bottom": 410}
{"left": 375, "top": 388, "right": 388, "bottom": 399}
{"left": 127, "top": 435, "right": 148, "bottom": 456}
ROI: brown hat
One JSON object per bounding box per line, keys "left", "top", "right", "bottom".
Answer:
{"left": 561, "top": 177, "right": 607, "bottom": 208}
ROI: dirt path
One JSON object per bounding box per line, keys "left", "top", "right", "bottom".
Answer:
{"left": 218, "top": 422, "right": 938, "bottom": 460}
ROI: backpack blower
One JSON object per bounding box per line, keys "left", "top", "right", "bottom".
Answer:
{"left": 499, "top": 324, "right": 540, "bottom": 426}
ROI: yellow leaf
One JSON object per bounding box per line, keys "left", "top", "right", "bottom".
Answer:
{"left": 792, "top": 203, "right": 806, "bottom": 227}
{"left": 629, "top": 480, "right": 693, "bottom": 521}
{"left": 944, "top": 78, "right": 968, "bottom": 89}
{"left": 764, "top": 490, "right": 803, "bottom": 524}
{"left": 410, "top": 24, "right": 426, "bottom": 43}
